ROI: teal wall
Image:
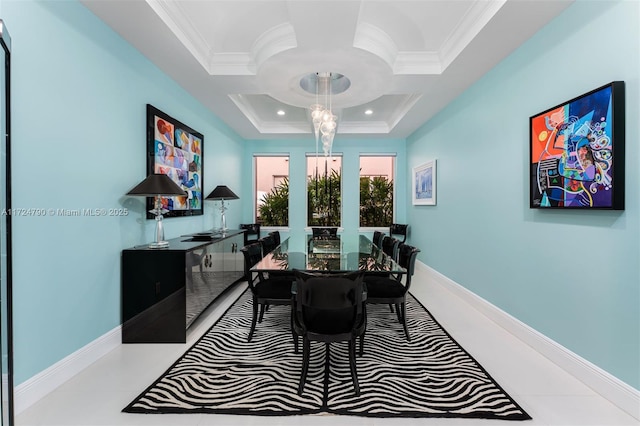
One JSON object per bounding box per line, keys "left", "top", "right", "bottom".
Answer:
{"left": 244, "top": 138, "right": 407, "bottom": 243}
{"left": 3, "top": 0, "right": 244, "bottom": 384}
{"left": 407, "top": 0, "right": 639, "bottom": 389}
{"left": 3, "top": 0, "right": 638, "bottom": 394}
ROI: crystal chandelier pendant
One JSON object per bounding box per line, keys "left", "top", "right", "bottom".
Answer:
{"left": 310, "top": 103, "right": 323, "bottom": 156}
{"left": 302, "top": 72, "right": 350, "bottom": 158}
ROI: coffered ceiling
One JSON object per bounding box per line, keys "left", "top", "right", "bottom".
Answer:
{"left": 81, "top": 0, "right": 572, "bottom": 140}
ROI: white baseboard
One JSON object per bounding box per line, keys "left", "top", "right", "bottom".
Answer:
{"left": 14, "top": 325, "right": 122, "bottom": 414}
{"left": 415, "top": 261, "right": 640, "bottom": 421}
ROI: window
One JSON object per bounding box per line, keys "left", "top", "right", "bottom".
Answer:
{"left": 307, "top": 155, "right": 342, "bottom": 227}
{"left": 254, "top": 155, "right": 289, "bottom": 226}
{"left": 359, "top": 155, "right": 395, "bottom": 227}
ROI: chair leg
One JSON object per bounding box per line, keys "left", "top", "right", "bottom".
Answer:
{"left": 349, "top": 339, "right": 360, "bottom": 396}
{"left": 258, "top": 304, "right": 266, "bottom": 323}
{"left": 401, "top": 302, "right": 411, "bottom": 341}
{"left": 291, "top": 313, "right": 299, "bottom": 354}
{"left": 395, "top": 302, "right": 403, "bottom": 323}
{"left": 388, "top": 304, "right": 394, "bottom": 313}
{"left": 298, "top": 338, "right": 310, "bottom": 395}
{"left": 248, "top": 297, "right": 258, "bottom": 342}
{"left": 358, "top": 334, "right": 364, "bottom": 356}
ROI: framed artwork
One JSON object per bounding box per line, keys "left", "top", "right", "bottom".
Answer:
{"left": 530, "top": 81, "right": 625, "bottom": 210}
{"left": 146, "top": 104, "right": 203, "bottom": 218}
{"left": 412, "top": 160, "right": 436, "bottom": 205}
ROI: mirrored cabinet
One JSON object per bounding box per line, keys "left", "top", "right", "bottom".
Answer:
{"left": 121, "top": 230, "right": 244, "bottom": 343}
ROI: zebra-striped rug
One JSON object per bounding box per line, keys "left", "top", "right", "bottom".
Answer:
{"left": 124, "top": 289, "right": 531, "bottom": 420}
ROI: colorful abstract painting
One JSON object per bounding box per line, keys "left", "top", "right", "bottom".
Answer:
{"left": 146, "top": 104, "right": 204, "bottom": 218}
{"left": 529, "top": 82, "right": 625, "bottom": 209}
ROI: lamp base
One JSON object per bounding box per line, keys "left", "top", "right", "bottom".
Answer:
{"left": 148, "top": 240, "right": 169, "bottom": 249}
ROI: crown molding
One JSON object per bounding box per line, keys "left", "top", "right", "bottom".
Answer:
{"left": 146, "top": 0, "right": 212, "bottom": 73}
{"left": 439, "top": 0, "right": 506, "bottom": 71}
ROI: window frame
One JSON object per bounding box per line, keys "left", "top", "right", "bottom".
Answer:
{"left": 305, "top": 153, "right": 343, "bottom": 229}
{"left": 253, "top": 154, "right": 290, "bottom": 227}
{"left": 358, "top": 154, "right": 396, "bottom": 230}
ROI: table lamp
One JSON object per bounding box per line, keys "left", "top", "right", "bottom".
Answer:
{"left": 127, "top": 174, "right": 187, "bottom": 249}
{"left": 206, "top": 185, "right": 239, "bottom": 233}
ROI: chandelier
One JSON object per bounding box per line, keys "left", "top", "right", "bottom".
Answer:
{"left": 301, "top": 72, "right": 350, "bottom": 157}
{"left": 310, "top": 73, "right": 337, "bottom": 157}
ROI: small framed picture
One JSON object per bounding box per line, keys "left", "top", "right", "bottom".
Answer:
{"left": 413, "top": 160, "right": 437, "bottom": 205}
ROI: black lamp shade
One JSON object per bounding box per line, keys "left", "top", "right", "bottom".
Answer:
{"left": 126, "top": 174, "right": 187, "bottom": 196}
{"left": 206, "top": 185, "right": 239, "bottom": 200}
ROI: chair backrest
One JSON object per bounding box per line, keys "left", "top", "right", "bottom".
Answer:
{"left": 372, "top": 231, "right": 385, "bottom": 248}
{"left": 240, "top": 223, "right": 261, "bottom": 245}
{"left": 389, "top": 224, "right": 408, "bottom": 243}
{"left": 381, "top": 236, "right": 400, "bottom": 261}
{"left": 397, "top": 243, "right": 421, "bottom": 289}
{"left": 268, "top": 230, "right": 281, "bottom": 247}
{"left": 258, "top": 234, "right": 277, "bottom": 255}
{"left": 240, "top": 242, "right": 263, "bottom": 276}
{"left": 293, "top": 270, "right": 365, "bottom": 333}
{"left": 312, "top": 227, "right": 338, "bottom": 238}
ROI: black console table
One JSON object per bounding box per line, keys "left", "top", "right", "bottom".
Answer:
{"left": 121, "top": 230, "right": 245, "bottom": 343}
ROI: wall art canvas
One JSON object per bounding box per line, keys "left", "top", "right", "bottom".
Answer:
{"left": 413, "top": 160, "right": 436, "bottom": 205}
{"left": 147, "top": 104, "right": 203, "bottom": 218}
{"left": 530, "top": 81, "right": 625, "bottom": 210}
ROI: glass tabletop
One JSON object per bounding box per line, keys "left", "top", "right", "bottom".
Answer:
{"left": 251, "top": 233, "right": 406, "bottom": 274}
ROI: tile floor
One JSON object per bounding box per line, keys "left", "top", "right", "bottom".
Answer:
{"left": 16, "top": 274, "right": 640, "bottom": 426}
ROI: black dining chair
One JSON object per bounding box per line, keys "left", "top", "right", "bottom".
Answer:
{"left": 364, "top": 243, "right": 420, "bottom": 341}
{"left": 258, "top": 234, "right": 277, "bottom": 256}
{"left": 268, "top": 230, "right": 281, "bottom": 247}
{"left": 292, "top": 270, "right": 366, "bottom": 396}
{"left": 266, "top": 230, "right": 296, "bottom": 280}
{"left": 368, "top": 235, "right": 400, "bottom": 313}
{"left": 389, "top": 223, "right": 409, "bottom": 243}
{"left": 240, "top": 242, "right": 295, "bottom": 342}
{"left": 240, "top": 223, "right": 261, "bottom": 246}
{"left": 372, "top": 231, "right": 385, "bottom": 249}
{"left": 311, "top": 227, "right": 338, "bottom": 239}
{"left": 380, "top": 235, "right": 400, "bottom": 262}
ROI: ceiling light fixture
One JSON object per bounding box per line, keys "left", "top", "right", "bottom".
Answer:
{"left": 365, "top": 109, "right": 373, "bottom": 115}
{"left": 301, "top": 72, "right": 350, "bottom": 158}
{"left": 310, "top": 73, "right": 336, "bottom": 157}
{"left": 277, "top": 110, "right": 285, "bottom": 116}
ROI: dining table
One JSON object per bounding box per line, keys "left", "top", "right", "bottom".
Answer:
{"left": 251, "top": 232, "right": 407, "bottom": 275}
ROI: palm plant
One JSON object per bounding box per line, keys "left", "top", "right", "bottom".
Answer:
{"left": 307, "top": 169, "right": 341, "bottom": 226}
{"left": 258, "top": 177, "right": 289, "bottom": 226}
{"left": 359, "top": 176, "right": 393, "bottom": 227}
{"left": 258, "top": 171, "right": 394, "bottom": 227}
